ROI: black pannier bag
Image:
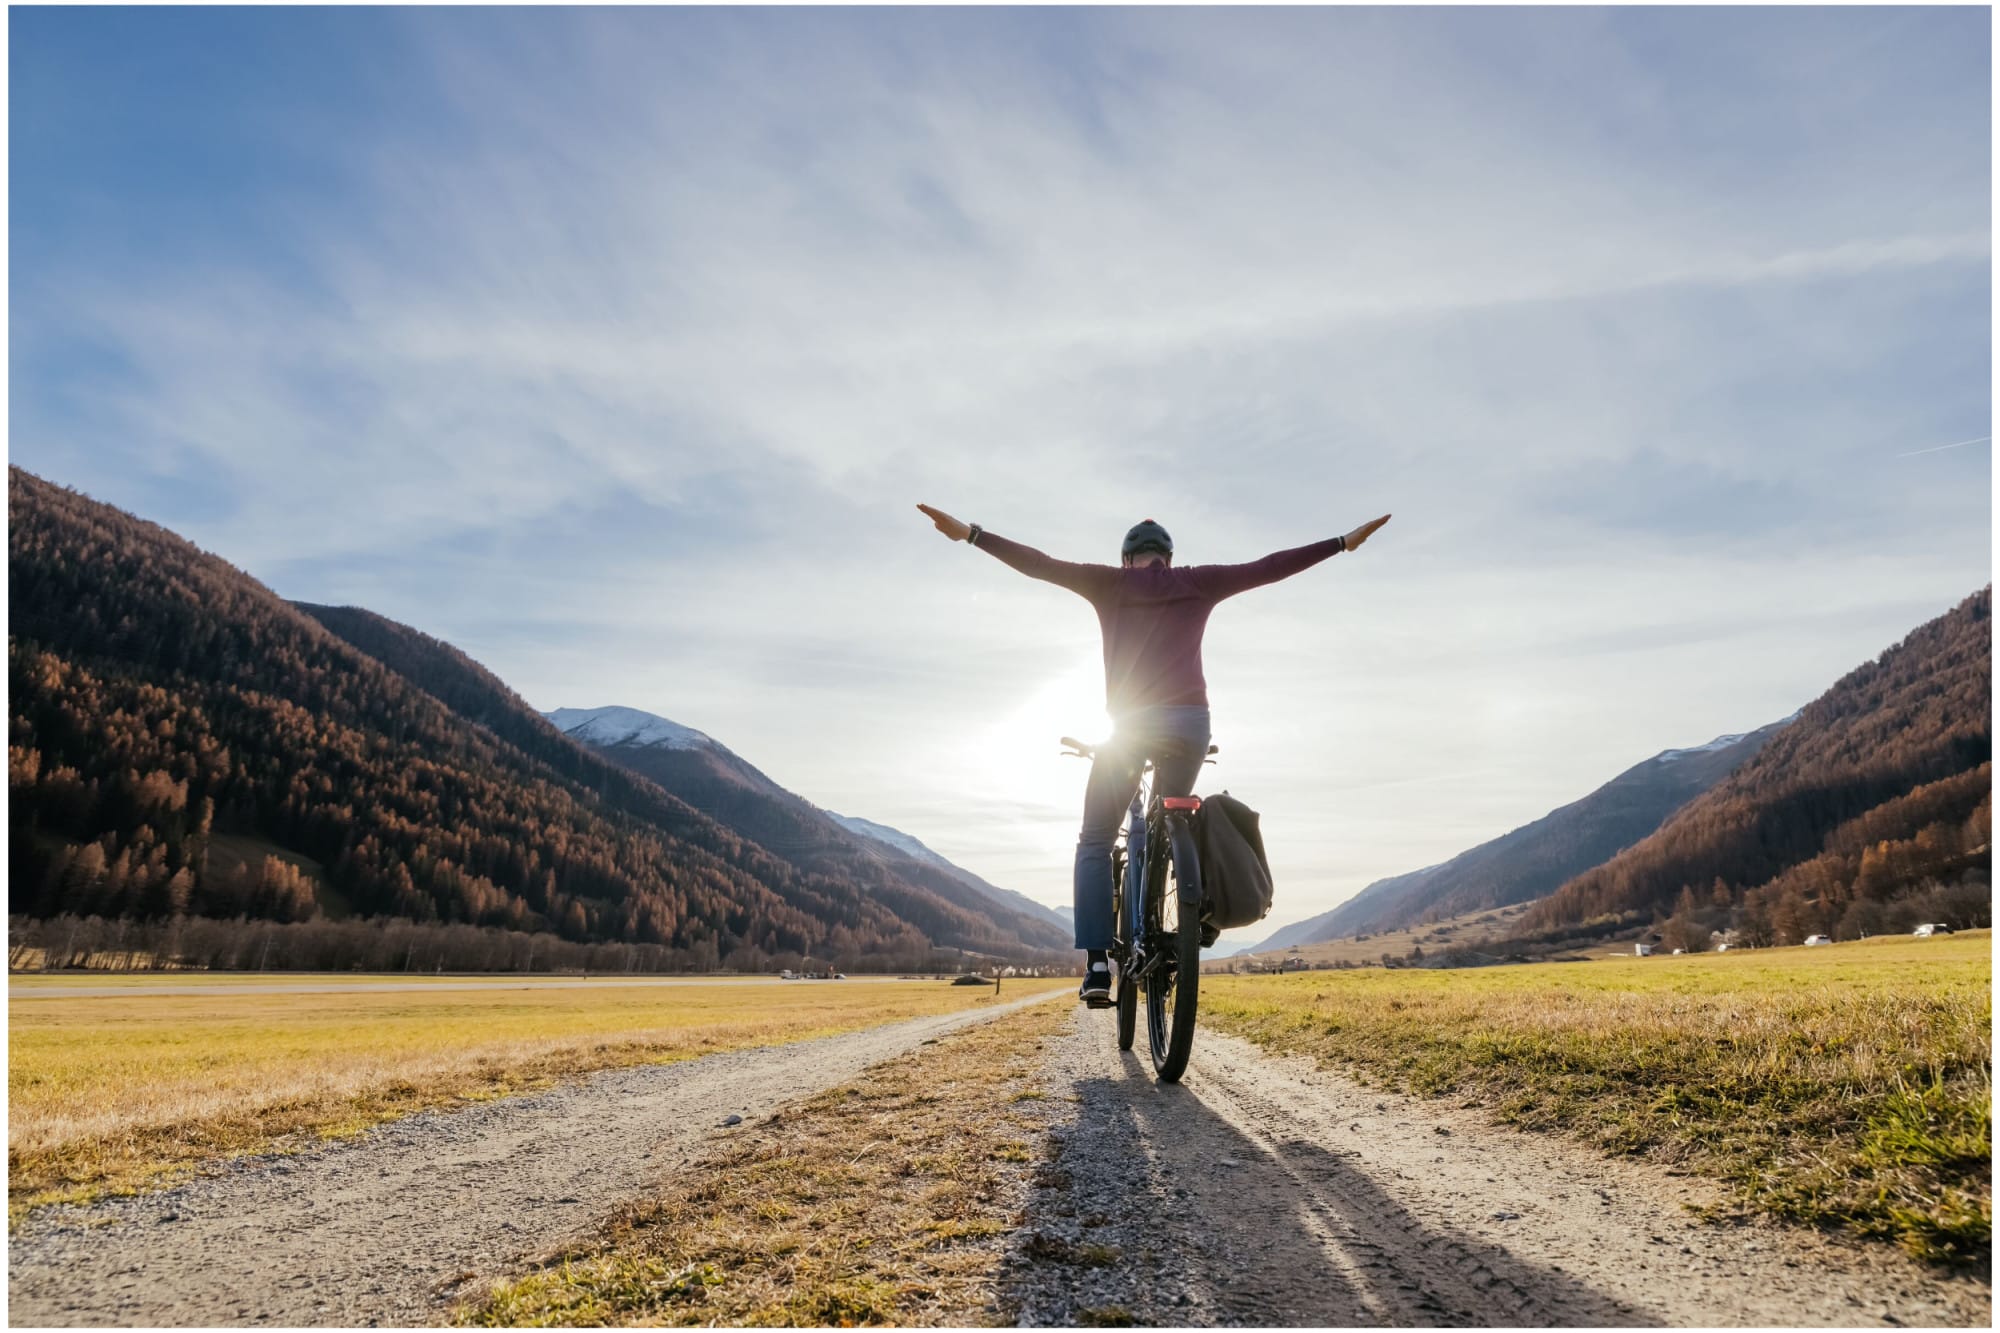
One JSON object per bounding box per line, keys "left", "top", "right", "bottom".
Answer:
{"left": 1195, "top": 791, "right": 1274, "bottom": 930}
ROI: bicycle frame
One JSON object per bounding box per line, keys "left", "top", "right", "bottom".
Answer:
{"left": 1063, "top": 737, "right": 1213, "bottom": 972}
{"left": 1062, "top": 731, "right": 1214, "bottom": 1080}
{"left": 1111, "top": 762, "right": 1200, "bottom": 989}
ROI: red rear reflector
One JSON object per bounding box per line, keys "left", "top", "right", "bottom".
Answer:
{"left": 1161, "top": 796, "right": 1202, "bottom": 811}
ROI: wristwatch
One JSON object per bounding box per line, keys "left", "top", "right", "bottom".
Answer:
{"left": 967, "top": 523, "right": 983, "bottom": 546}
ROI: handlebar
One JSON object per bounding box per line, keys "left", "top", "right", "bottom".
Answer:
{"left": 1060, "top": 736, "right": 1220, "bottom": 759}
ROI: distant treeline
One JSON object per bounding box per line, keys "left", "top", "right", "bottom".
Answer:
{"left": 6, "top": 914, "right": 1061, "bottom": 976}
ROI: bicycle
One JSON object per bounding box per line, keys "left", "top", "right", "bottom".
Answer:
{"left": 1060, "top": 734, "right": 1218, "bottom": 1082}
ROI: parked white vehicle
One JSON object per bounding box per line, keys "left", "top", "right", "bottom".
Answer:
{"left": 1804, "top": 934, "right": 1832, "bottom": 947}
{"left": 1913, "top": 923, "right": 1953, "bottom": 937}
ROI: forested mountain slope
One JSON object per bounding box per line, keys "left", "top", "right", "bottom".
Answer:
{"left": 1526, "top": 587, "right": 1991, "bottom": 942}
{"left": 7, "top": 468, "right": 1047, "bottom": 967}
{"left": 540, "top": 705, "right": 1069, "bottom": 951}
{"left": 300, "top": 607, "right": 1062, "bottom": 954}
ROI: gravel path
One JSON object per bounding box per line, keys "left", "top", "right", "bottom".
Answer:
{"left": 7, "top": 990, "right": 1064, "bottom": 1328}
{"left": 1002, "top": 1010, "right": 1991, "bottom": 1328}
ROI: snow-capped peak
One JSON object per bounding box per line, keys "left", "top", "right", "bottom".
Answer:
{"left": 1656, "top": 731, "right": 1749, "bottom": 763}
{"left": 1655, "top": 711, "right": 1800, "bottom": 765}
{"left": 825, "top": 811, "right": 952, "bottom": 868}
{"left": 545, "top": 706, "right": 714, "bottom": 751}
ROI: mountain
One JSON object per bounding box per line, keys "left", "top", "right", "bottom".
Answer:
{"left": 1203, "top": 935, "right": 1264, "bottom": 959}
{"left": 824, "top": 812, "right": 944, "bottom": 865}
{"left": 824, "top": 811, "right": 1070, "bottom": 934}
{"left": 1250, "top": 864, "right": 1449, "bottom": 955}
{"left": 1252, "top": 720, "right": 1793, "bottom": 952}
{"left": 543, "top": 705, "right": 1070, "bottom": 952}
{"left": 546, "top": 706, "right": 715, "bottom": 751}
{"left": 6, "top": 466, "right": 1054, "bottom": 968}
{"left": 294, "top": 607, "right": 1065, "bottom": 958}
{"left": 1527, "top": 588, "right": 1991, "bottom": 939}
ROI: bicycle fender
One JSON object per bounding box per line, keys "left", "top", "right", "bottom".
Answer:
{"left": 1166, "top": 815, "right": 1203, "bottom": 907}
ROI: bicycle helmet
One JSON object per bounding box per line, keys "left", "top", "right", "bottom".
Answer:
{"left": 1121, "top": 519, "right": 1174, "bottom": 561}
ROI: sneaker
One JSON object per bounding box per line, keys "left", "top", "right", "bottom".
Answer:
{"left": 1079, "top": 960, "right": 1113, "bottom": 1008}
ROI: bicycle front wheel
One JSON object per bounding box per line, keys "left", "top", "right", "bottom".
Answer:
{"left": 1144, "top": 815, "right": 1203, "bottom": 1082}
{"left": 1116, "top": 966, "right": 1138, "bottom": 1050}
{"left": 1110, "top": 846, "right": 1137, "bottom": 1050}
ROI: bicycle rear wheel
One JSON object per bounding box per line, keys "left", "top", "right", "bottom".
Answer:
{"left": 1144, "top": 815, "right": 1203, "bottom": 1082}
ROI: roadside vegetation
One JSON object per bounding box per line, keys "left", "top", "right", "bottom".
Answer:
{"left": 460, "top": 1001, "right": 1068, "bottom": 1327}
{"left": 1200, "top": 932, "right": 1990, "bottom": 1264}
{"left": 9, "top": 976, "right": 1066, "bottom": 1216}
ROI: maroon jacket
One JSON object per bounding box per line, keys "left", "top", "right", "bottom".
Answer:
{"left": 973, "top": 531, "right": 1346, "bottom": 717}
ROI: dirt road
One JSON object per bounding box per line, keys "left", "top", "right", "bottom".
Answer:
{"left": 6, "top": 990, "right": 1063, "bottom": 1328}
{"left": 1002, "top": 1012, "right": 1989, "bottom": 1327}
{"left": 10, "top": 997, "right": 1987, "bottom": 1328}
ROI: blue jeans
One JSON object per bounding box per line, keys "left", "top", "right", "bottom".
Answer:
{"left": 1072, "top": 705, "right": 1212, "bottom": 951}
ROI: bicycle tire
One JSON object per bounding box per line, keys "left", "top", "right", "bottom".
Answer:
{"left": 1145, "top": 813, "right": 1203, "bottom": 1081}
{"left": 1106, "top": 845, "right": 1136, "bottom": 1048}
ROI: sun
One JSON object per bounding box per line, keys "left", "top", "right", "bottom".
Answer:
{"left": 977, "top": 652, "right": 1111, "bottom": 798}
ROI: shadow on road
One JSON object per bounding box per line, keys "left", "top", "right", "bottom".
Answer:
{"left": 1012, "top": 1035, "right": 1649, "bottom": 1327}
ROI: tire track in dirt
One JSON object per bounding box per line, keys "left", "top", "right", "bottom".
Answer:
{"left": 1005, "top": 1011, "right": 1990, "bottom": 1327}
{"left": 8, "top": 990, "right": 1066, "bottom": 1328}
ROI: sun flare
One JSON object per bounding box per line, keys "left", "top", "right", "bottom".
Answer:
{"left": 975, "top": 653, "right": 1110, "bottom": 805}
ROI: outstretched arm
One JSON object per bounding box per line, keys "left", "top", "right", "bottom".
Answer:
{"left": 1189, "top": 514, "right": 1391, "bottom": 601}
{"left": 915, "top": 504, "right": 1116, "bottom": 601}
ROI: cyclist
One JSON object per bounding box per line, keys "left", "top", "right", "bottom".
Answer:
{"left": 915, "top": 503, "right": 1391, "bottom": 1005}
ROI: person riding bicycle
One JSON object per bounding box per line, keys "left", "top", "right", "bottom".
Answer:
{"left": 915, "top": 504, "right": 1392, "bottom": 1005}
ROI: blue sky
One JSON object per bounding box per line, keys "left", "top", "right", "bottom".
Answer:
{"left": 11, "top": 7, "right": 1991, "bottom": 933}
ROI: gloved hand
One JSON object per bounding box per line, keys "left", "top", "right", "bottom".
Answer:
{"left": 1344, "top": 514, "right": 1392, "bottom": 550}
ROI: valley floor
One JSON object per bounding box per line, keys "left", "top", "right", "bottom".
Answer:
{"left": 9, "top": 995, "right": 1988, "bottom": 1328}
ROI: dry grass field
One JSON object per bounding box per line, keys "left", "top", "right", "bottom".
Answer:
{"left": 1200, "top": 931, "right": 1992, "bottom": 1263}
{"left": 9, "top": 974, "right": 1069, "bottom": 1215}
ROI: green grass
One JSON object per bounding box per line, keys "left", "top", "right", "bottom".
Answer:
{"left": 1199, "top": 932, "right": 1991, "bottom": 1264}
